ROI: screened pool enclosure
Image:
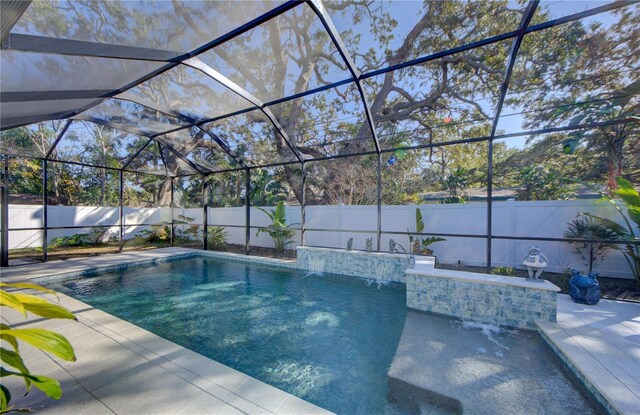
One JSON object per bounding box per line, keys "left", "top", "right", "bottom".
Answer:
{"left": 1, "top": 1, "right": 638, "bottom": 272}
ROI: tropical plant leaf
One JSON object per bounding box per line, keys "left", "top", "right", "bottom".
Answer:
{"left": 0, "top": 291, "right": 26, "bottom": 316}
{"left": 0, "top": 348, "right": 30, "bottom": 376}
{"left": 0, "top": 325, "right": 19, "bottom": 353}
{"left": 0, "top": 283, "right": 58, "bottom": 298}
{"left": 12, "top": 294, "right": 76, "bottom": 321}
{"left": 614, "top": 177, "right": 640, "bottom": 228}
{"left": 0, "top": 329, "right": 76, "bottom": 362}
{"left": 1, "top": 384, "right": 11, "bottom": 413}
{"left": 26, "top": 375, "right": 62, "bottom": 400}
{"left": 415, "top": 209, "right": 424, "bottom": 233}
{"left": 0, "top": 348, "right": 31, "bottom": 389}
{"left": 0, "top": 369, "right": 62, "bottom": 400}
{"left": 579, "top": 213, "right": 628, "bottom": 235}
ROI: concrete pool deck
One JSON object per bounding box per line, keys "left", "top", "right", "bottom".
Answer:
{"left": 0, "top": 248, "right": 330, "bottom": 414}
{"left": 1, "top": 248, "right": 639, "bottom": 414}
{"left": 537, "top": 296, "right": 640, "bottom": 415}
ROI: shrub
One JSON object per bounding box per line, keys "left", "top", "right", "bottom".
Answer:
{"left": 207, "top": 226, "right": 229, "bottom": 251}
{"left": 492, "top": 267, "right": 515, "bottom": 276}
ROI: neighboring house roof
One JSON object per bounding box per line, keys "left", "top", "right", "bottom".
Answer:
{"left": 420, "top": 186, "right": 603, "bottom": 202}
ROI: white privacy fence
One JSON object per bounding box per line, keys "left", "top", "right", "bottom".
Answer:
{"left": 6, "top": 199, "right": 633, "bottom": 278}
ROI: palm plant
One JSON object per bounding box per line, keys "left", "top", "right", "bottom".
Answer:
{"left": 564, "top": 216, "right": 619, "bottom": 273}
{"left": 580, "top": 177, "right": 640, "bottom": 283}
{"left": 256, "top": 201, "right": 297, "bottom": 255}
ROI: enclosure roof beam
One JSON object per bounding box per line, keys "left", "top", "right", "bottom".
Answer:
{"left": 375, "top": 117, "right": 637, "bottom": 155}
{"left": 122, "top": 138, "right": 153, "bottom": 170}
{"left": 307, "top": 0, "right": 381, "bottom": 154}
{"left": 361, "top": 1, "right": 634, "bottom": 80}
{"left": 1, "top": 90, "right": 114, "bottom": 102}
{"left": 71, "top": 114, "right": 207, "bottom": 175}
{"left": 114, "top": 93, "right": 197, "bottom": 124}
{"left": 0, "top": 1, "right": 303, "bottom": 131}
{"left": 156, "top": 141, "right": 170, "bottom": 177}
{"left": 115, "top": 93, "right": 247, "bottom": 169}
{"left": 43, "top": 119, "right": 72, "bottom": 159}
{"left": 124, "top": 0, "right": 636, "bottom": 145}
{"left": 0, "top": 111, "right": 86, "bottom": 131}
{"left": 490, "top": 0, "right": 538, "bottom": 137}
{"left": 1, "top": 1, "right": 302, "bottom": 62}
{"left": 1, "top": 33, "right": 183, "bottom": 62}
{"left": 0, "top": 1, "right": 31, "bottom": 43}
{"left": 183, "top": 57, "right": 304, "bottom": 164}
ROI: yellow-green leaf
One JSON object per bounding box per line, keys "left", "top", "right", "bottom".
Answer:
{"left": 0, "top": 348, "right": 31, "bottom": 389}
{"left": 0, "top": 291, "right": 25, "bottom": 316}
{"left": 0, "top": 384, "right": 11, "bottom": 412}
{"left": 0, "top": 329, "right": 75, "bottom": 362}
{"left": 0, "top": 348, "right": 30, "bottom": 376}
{"left": 0, "top": 325, "right": 18, "bottom": 353}
{"left": 28, "top": 375, "right": 62, "bottom": 400}
{"left": 12, "top": 294, "right": 76, "bottom": 320}
{"left": 0, "top": 369, "right": 62, "bottom": 400}
{"left": 0, "top": 283, "right": 57, "bottom": 298}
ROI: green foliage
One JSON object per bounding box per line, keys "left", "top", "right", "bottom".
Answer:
{"left": 581, "top": 177, "right": 640, "bottom": 283}
{"left": 136, "top": 225, "right": 170, "bottom": 245}
{"left": 174, "top": 215, "right": 199, "bottom": 242}
{"left": 256, "top": 201, "right": 296, "bottom": 255}
{"left": 492, "top": 267, "right": 515, "bottom": 276}
{"left": 48, "top": 233, "right": 91, "bottom": 249}
{"left": 207, "top": 226, "right": 229, "bottom": 251}
{"left": 517, "top": 165, "right": 575, "bottom": 201}
{"left": 564, "top": 216, "right": 619, "bottom": 272}
{"left": 408, "top": 209, "right": 445, "bottom": 255}
{"left": 440, "top": 167, "right": 469, "bottom": 204}
{"left": 0, "top": 282, "right": 76, "bottom": 413}
{"left": 250, "top": 170, "right": 287, "bottom": 206}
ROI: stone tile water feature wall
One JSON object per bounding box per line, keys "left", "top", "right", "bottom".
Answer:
{"left": 406, "top": 266, "right": 560, "bottom": 329}
{"left": 296, "top": 246, "right": 410, "bottom": 283}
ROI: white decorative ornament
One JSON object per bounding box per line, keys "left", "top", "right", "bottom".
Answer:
{"left": 522, "top": 246, "right": 548, "bottom": 280}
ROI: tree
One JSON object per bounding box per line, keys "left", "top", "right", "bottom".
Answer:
{"left": 508, "top": 5, "right": 640, "bottom": 193}
{"left": 8, "top": 1, "right": 638, "bottom": 206}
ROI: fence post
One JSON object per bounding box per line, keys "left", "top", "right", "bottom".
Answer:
{"left": 43, "top": 160, "right": 48, "bottom": 261}
{"left": 377, "top": 153, "right": 382, "bottom": 252}
{"left": 245, "top": 168, "right": 250, "bottom": 255}
{"left": 119, "top": 170, "right": 124, "bottom": 252}
{"left": 486, "top": 138, "right": 493, "bottom": 273}
{"left": 301, "top": 161, "right": 306, "bottom": 247}
{"left": 0, "top": 156, "right": 8, "bottom": 267}
{"left": 507, "top": 198, "right": 515, "bottom": 267}
{"left": 170, "top": 177, "right": 174, "bottom": 247}
{"left": 203, "top": 179, "right": 208, "bottom": 251}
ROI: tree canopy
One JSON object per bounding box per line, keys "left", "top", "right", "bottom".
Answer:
{"left": 1, "top": 1, "right": 637, "bottom": 207}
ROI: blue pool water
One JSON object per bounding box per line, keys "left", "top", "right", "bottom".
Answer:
{"left": 50, "top": 257, "right": 407, "bottom": 414}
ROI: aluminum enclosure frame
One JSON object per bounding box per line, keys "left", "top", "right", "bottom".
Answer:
{"left": 1, "top": 0, "right": 638, "bottom": 267}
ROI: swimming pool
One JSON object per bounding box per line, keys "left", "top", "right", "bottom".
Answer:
{"left": 49, "top": 256, "right": 408, "bottom": 414}
{"left": 47, "top": 254, "right": 601, "bottom": 414}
